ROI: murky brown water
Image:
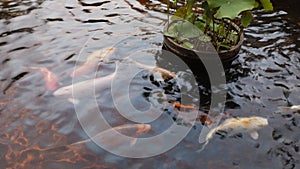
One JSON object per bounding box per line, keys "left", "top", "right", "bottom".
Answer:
{"left": 0, "top": 0, "right": 299, "bottom": 168}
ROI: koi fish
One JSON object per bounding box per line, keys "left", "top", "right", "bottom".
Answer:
{"left": 53, "top": 72, "right": 115, "bottom": 103}
{"left": 198, "top": 116, "right": 268, "bottom": 152}
{"left": 29, "top": 67, "right": 59, "bottom": 91}
{"left": 171, "top": 102, "right": 197, "bottom": 110}
{"left": 278, "top": 105, "right": 300, "bottom": 112}
{"left": 36, "top": 124, "right": 151, "bottom": 153}
{"left": 131, "top": 60, "right": 176, "bottom": 80}
{"left": 71, "top": 47, "right": 116, "bottom": 78}
{"left": 54, "top": 62, "right": 118, "bottom": 103}
{"left": 71, "top": 124, "right": 151, "bottom": 147}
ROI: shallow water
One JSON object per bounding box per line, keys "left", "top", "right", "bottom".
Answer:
{"left": 0, "top": 0, "right": 299, "bottom": 168}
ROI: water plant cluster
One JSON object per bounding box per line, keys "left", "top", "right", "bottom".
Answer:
{"left": 164, "top": 0, "right": 273, "bottom": 52}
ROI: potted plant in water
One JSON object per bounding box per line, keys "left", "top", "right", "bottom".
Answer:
{"left": 163, "top": 0, "right": 273, "bottom": 65}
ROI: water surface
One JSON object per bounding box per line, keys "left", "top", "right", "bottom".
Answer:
{"left": 0, "top": 0, "right": 299, "bottom": 168}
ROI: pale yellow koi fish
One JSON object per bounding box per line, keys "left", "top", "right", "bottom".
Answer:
{"left": 278, "top": 105, "right": 300, "bottom": 113}
{"left": 131, "top": 60, "right": 176, "bottom": 80}
{"left": 71, "top": 47, "right": 116, "bottom": 77}
{"left": 198, "top": 116, "right": 268, "bottom": 152}
{"left": 71, "top": 124, "right": 151, "bottom": 146}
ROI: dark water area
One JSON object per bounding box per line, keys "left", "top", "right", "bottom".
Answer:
{"left": 0, "top": 0, "right": 299, "bottom": 168}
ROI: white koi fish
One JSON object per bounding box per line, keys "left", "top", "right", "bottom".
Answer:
{"left": 54, "top": 62, "right": 118, "bottom": 103}
{"left": 70, "top": 124, "right": 151, "bottom": 147}
{"left": 278, "top": 105, "right": 300, "bottom": 112}
{"left": 131, "top": 60, "right": 176, "bottom": 80}
{"left": 37, "top": 124, "right": 151, "bottom": 152}
{"left": 198, "top": 116, "right": 268, "bottom": 152}
{"left": 71, "top": 47, "right": 116, "bottom": 77}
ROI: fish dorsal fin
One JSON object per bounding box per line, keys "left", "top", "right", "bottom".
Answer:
{"left": 250, "top": 131, "right": 259, "bottom": 140}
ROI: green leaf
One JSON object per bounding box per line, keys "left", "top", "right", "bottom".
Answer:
{"left": 207, "top": 0, "right": 256, "bottom": 19}
{"left": 182, "top": 41, "right": 194, "bottom": 49}
{"left": 174, "top": 6, "right": 187, "bottom": 19}
{"left": 194, "top": 21, "right": 205, "bottom": 32}
{"left": 241, "top": 11, "right": 253, "bottom": 27}
{"left": 164, "top": 20, "right": 203, "bottom": 40}
{"left": 175, "top": 21, "right": 202, "bottom": 39}
{"left": 259, "top": 0, "right": 273, "bottom": 11}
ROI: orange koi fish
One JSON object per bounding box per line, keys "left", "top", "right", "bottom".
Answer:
{"left": 29, "top": 67, "right": 59, "bottom": 91}
{"left": 171, "top": 102, "right": 197, "bottom": 110}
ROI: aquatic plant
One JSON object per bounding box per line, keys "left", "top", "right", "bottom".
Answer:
{"left": 164, "top": 0, "right": 274, "bottom": 52}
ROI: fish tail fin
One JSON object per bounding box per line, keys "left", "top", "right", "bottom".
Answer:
{"left": 196, "top": 141, "right": 209, "bottom": 153}
{"left": 197, "top": 125, "right": 219, "bottom": 153}
{"left": 278, "top": 106, "right": 292, "bottom": 112}
{"left": 70, "top": 71, "right": 75, "bottom": 78}
{"left": 130, "top": 138, "right": 138, "bottom": 146}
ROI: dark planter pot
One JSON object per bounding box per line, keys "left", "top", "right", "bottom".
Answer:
{"left": 163, "top": 19, "right": 244, "bottom": 68}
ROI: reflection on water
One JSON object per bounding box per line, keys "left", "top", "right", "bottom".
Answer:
{"left": 0, "top": 0, "right": 299, "bottom": 168}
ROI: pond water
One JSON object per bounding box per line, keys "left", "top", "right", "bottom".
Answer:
{"left": 0, "top": 0, "right": 299, "bottom": 168}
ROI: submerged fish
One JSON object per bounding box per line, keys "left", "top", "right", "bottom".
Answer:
{"left": 131, "top": 60, "right": 176, "bottom": 80}
{"left": 170, "top": 102, "right": 197, "bottom": 110}
{"left": 71, "top": 47, "right": 116, "bottom": 78}
{"left": 29, "top": 67, "right": 59, "bottom": 91}
{"left": 53, "top": 72, "right": 115, "bottom": 103}
{"left": 278, "top": 105, "right": 300, "bottom": 112}
{"left": 36, "top": 124, "right": 151, "bottom": 153}
{"left": 71, "top": 124, "right": 151, "bottom": 146}
{"left": 198, "top": 116, "right": 268, "bottom": 152}
{"left": 54, "top": 62, "right": 118, "bottom": 103}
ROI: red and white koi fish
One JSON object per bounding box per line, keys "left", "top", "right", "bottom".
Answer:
{"left": 131, "top": 60, "right": 176, "bottom": 80}
{"left": 71, "top": 47, "right": 116, "bottom": 78}
{"left": 29, "top": 67, "right": 59, "bottom": 91}
{"left": 198, "top": 116, "right": 268, "bottom": 152}
{"left": 278, "top": 105, "right": 300, "bottom": 112}
{"left": 71, "top": 124, "right": 151, "bottom": 147}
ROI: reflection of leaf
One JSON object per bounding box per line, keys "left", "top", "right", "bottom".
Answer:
{"left": 208, "top": 0, "right": 256, "bottom": 19}
{"left": 241, "top": 11, "right": 253, "bottom": 27}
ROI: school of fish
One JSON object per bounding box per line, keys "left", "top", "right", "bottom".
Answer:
{"left": 22, "top": 47, "right": 276, "bottom": 153}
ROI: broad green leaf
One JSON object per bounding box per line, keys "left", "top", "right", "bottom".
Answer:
{"left": 241, "top": 11, "right": 253, "bottom": 27}
{"left": 259, "top": 0, "right": 273, "bottom": 11}
{"left": 174, "top": 21, "right": 202, "bottom": 39}
{"left": 207, "top": 0, "right": 256, "bottom": 19}
{"left": 164, "top": 21, "right": 203, "bottom": 40}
